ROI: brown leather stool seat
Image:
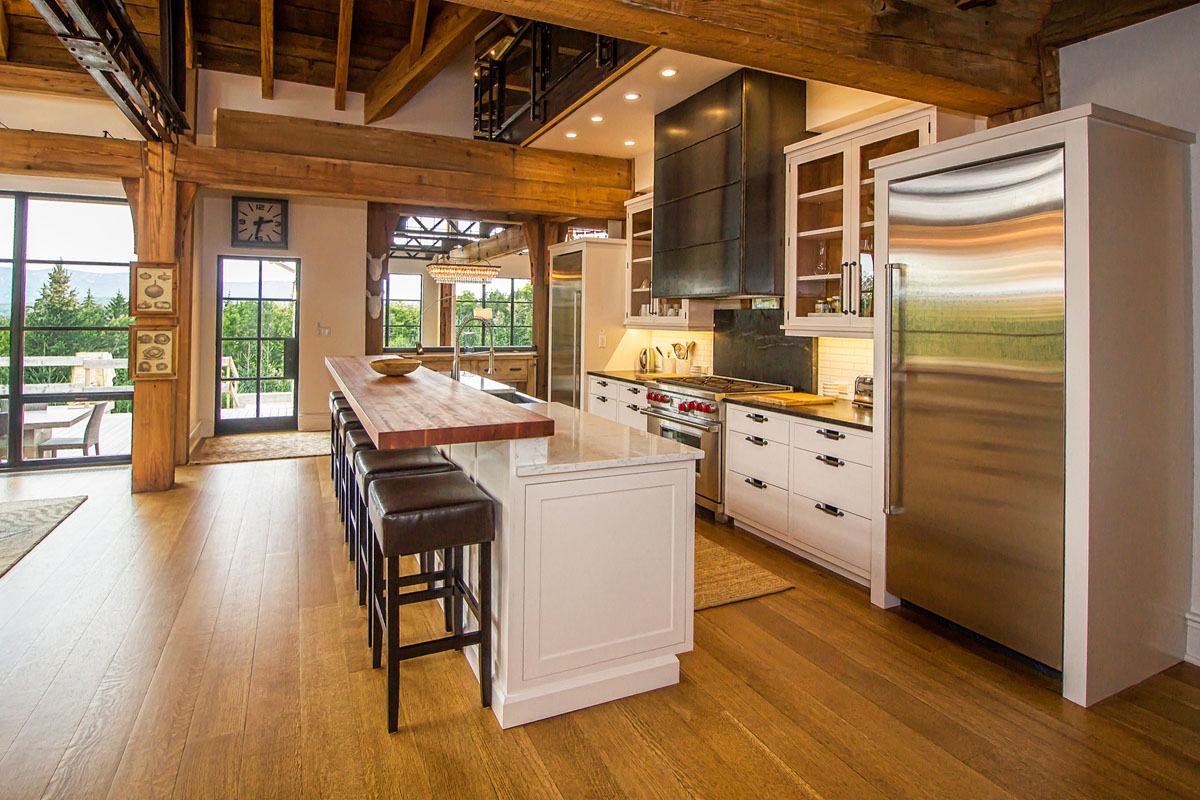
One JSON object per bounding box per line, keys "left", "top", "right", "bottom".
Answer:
{"left": 329, "top": 394, "right": 350, "bottom": 479}
{"left": 352, "top": 447, "right": 457, "bottom": 609}
{"left": 333, "top": 408, "right": 363, "bottom": 510}
{"left": 341, "top": 427, "right": 375, "bottom": 546}
{"left": 367, "top": 471, "right": 494, "bottom": 733}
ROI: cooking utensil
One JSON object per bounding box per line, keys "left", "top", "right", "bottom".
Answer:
{"left": 686, "top": 340, "right": 696, "bottom": 358}
{"left": 672, "top": 342, "right": 686, "bottom": 358}
{"left": 655, "top": 346, "right": 665, "bottom": 359}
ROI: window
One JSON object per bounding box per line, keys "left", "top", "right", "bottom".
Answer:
{"left": 1, "top": 193, "right": 136, "bottom": 469}
{"left": 455, "top": 278, "right": 533, "bottom": 348}
{"left": 383, "top": 273, "right": 422, "bottom": 348}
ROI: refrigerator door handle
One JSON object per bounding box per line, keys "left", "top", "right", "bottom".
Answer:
{"left": 884, "top": 262, "right": 906, "bottom": 515}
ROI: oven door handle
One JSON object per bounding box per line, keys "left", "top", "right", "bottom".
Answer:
{"left": 640, "top": 408, "right": 721, "bottom": 434}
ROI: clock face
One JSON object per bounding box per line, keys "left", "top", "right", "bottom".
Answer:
{"left": 233, "top": 198, "right": 287, "bottom": 248}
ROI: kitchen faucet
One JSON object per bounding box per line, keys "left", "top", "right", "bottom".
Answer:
{"left": 452, "top": 316, "right": 495, "bottom": 380}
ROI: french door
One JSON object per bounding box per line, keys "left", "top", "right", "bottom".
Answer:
{"left": 216, "top": 256, "right": 299, "bottom": 434}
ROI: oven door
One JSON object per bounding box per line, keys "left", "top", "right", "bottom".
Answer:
{"left": 643, "top": 409, "right": 721, "bottom": 506}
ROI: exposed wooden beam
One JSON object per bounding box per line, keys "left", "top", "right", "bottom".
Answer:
{"left": 184, "top": 0, "right": 195, "bottom": 70}
{"left": 0, "top": 128, "right": 144, "bottom": 179}
{"left": 213, "top": 109, "right": 633, "bottom": 191}
{"left": 447, "top": 0, "right": 1045, "bottom": 116}
{"left": 364, "top": 4, "right": 496, "bottom": 124}
{"left": 1040, "top": 0, "right": 1199, "bottom": 47}
{"left": 409, "top": 0, "right": 430, "bottom": 59}
{"left": 0, "top": 2, "right": 10, "bottom": 61}
{"left": 333, "top": 0, "right": 354, "bottom": 110}
{"left": 260, "top": 0, "right": 274, "bottom": 99}
{"left": 0, "top": 62, "right": 107, "bottom": 99}
{"left": 390, "top": 203, "right": 533, "bottom": 225}
{"left": 447, "top": 224, "right": 527, "bottom": 262}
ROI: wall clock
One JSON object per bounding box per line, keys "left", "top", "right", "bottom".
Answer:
{"left": 232, "top": 196, "right": 288, "bottom": 248}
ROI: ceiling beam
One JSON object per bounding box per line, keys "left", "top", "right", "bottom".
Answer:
{"left": 409, "top": 0, "right": 430, "bottom": 60}
{"left": 0, "top": 62, "right": 108, "bottom": 99}
{"left": 446, "top": 0, "right": 1046, "bottom": 116}
{"left": 1040, "top": 0, "right": 1199, "bottom": 47}
{"left": 0, "top": 128, "right": 144, "bottom": 180}
{"left": 447, "top": 224, "right": 527, "bottom": 262}
{"left": 212, "top": 108, "right": 633, "bottom": 191}
{"left": 364, "top": 4, "right": 497, "bottom": 124}
{"left": 0, "top": 2, "right": 9, "bottom": 61}
{"left": 260, "top": 0, "right": 274, "bottom": 99}
{"left": 333, "top": 0, "right": 354, "bottom": 110}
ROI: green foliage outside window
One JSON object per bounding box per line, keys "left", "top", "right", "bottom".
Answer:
{"left": 455, "top": 279, "right": 533, "bottom": 348}
{"left": 220, "top": 298, "right": 296, "bottom": 398}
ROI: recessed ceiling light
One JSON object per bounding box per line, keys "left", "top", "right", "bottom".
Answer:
{"left": 624, "top": 92, "right": 641, "bottom": 101}
{"left": 624, "top": 140, "right": 636, "bottom": 147}
{"left": 660, "top": 68, "right": 678, "bottom": 77}
{"left": 590, "top": 115, "right": 604, "bottom": 123}
{"left": 565, "top": 132, "right": 578, "bottom": 139}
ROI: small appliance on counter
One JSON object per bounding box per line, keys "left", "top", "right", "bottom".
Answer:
{"left": 638, "top": 347, "right": 658, "bottom": 373}
{"left": 853, "top": 376, "right": 873, "bottom": 408}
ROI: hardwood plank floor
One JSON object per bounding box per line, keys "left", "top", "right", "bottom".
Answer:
{"left": 0, "top": 458, "right": 1197, "bottom": 800}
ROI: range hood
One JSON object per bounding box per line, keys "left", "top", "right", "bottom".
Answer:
{"left": 652, "top": 70, "right": 809, "bottom": 299}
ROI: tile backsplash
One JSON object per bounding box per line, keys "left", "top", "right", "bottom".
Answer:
{"left": 817, "top": 337, "right": 873, "bottom": 398}
{"left": 651, "top": 331, "right": 713, "bottom": 373}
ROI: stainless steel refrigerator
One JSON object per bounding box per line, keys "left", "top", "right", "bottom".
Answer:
{"left": 885, "top": 147, "right": 1066, "bottom": 669}
{"left": 548, "top": 248, "right": 583, "bottom": 407}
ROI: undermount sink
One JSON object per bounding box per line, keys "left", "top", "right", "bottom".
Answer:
{"left": 487, "top": 390, "right": 541, "bottom": 405}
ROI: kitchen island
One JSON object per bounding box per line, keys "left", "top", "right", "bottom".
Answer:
{"left": 327, "top": 357, "right": 702, "bottom": 728}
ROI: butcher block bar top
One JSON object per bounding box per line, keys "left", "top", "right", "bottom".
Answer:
{"left": 325, "top": 356, "right": 555, "bottom": 449}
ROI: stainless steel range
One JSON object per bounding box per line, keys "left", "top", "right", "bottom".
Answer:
{"left": 642, "top": 375, "right": 790, "bottom": 516}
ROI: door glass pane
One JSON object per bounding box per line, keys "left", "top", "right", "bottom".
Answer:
{"left": 259, "top": 339, "right": 285, "bottom": 379}
{"left": 0, "top": 197, "right": 14, "bottom": 259}
{"left": 857, "top": 130, "right": 918, "bottom": 320}
{"left": 261, "top": 301, "right": 295, "bottom": 337}
{"left": 261, "top": 260, "right": 298, "bottom": 299}
{"left": 221, "top": 339, "right": 258, "bottom": 378}
{"left": 221, "top": 300, "right": 259, "bottom": 338}
{"left": 260, "top": 379, "right": 294, "bottom": 418}
{"left": 221, "top": 259, "right": 261, "bottom": 298}
{"left": 22, "top": 330, "right": 131, "bottom": 394}
{"left": 219, "top": 381, "right": 258, "bottom": 419}
{"left": 26, "top": 199, "right": 135, "bottom": 263}
{"left": 795, "top": 152, "right": 845, "bottom": 320}
{"left": 20, "top": 399, "right": 130, "bottom": 461}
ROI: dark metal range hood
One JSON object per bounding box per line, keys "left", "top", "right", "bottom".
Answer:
{"left": 652, "top": 70, "right": 810, "bottom": 299}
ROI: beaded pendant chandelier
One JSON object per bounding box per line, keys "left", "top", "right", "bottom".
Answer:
{"left": 426, "top": 256, "right": 501, "bottom": 284}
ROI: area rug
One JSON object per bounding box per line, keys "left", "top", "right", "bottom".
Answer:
{"left": 695, "top": 533, "right": 793, "bottom": 610}
{"left": 0, "top": 496, "right": 87, "bottom": 578}
{"left": 191, "top": 431, "right": 329, "bottom": 465}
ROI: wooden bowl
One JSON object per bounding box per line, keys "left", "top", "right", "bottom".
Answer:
{"left": 369, "top": 357, "right": 421, "bottom": 377}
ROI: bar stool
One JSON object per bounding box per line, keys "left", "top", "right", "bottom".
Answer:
{"left": 342, "top": 427, "right": 375, "bottom": 548}
{"left": 333, "top": 407, "right": 363, "bottom": 513}
{"left": 352, "top": 447, "right": 457, "bottom": 609}
{"left": 329, "top": 392, "right": 348, "bottom": 479}
{"left": 368, "top": 471, "right": 494, "bottom": 733}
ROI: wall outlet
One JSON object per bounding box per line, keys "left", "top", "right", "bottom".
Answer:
{"left": 598, "top": 329, "right": 607, "bottom": 348}
{"left": 317, "top": 323, "right": 331, "bottom": 337}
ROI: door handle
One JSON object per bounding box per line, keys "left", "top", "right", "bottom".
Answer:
{"left": 886, "top": 262, "right": 907, "bottom": 515}
{"left": 744, "top": 477, "right": 768, "bottom": 490}
{"left": 815, "top": 428, "right": 845, "bottom": 441}
{"left": 744, "top": 435, "right": 768, "bottom": 446}
{"left": 841, "top": 262, "right": 850, "bottom": 314}
{"left": 745, "top": 413, "right": 768, "bottom": 423}
{"left": 815, "top": 502, "right": 844, "bottom": 518}
{"left": 815, "top": 454, "right": 844, "bottom": 467}
{"left": 848, "top": 261, "right": 858, "bottom": 315}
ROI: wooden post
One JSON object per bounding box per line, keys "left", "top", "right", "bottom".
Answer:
{"left": 366, "top": 203, "right": 403, "bottom": 354}
{"left": 174, "top": 181, "right": 198, "bottom": 464}
{"left": 524, "top": 217, "right": 551, "bottom": 399}
{"left": 127, "top": 143, "right": 182, "bottom": 492}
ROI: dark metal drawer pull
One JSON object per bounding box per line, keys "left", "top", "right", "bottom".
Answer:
{"left": 627, "top": 387, "right": 640, "bottom": 393}
{"left": 627, "top": 404, "right": 639, "bottom": 411}
{"left": 746, "top": 413, "right": 768, "bottom": 423}
{"left": 815, "top": 454, "right": 844, "bottom": 467}
{"left": 597, "top": 380, "right": 608, "bottom": 387}
{"left": 596, "top": 396, "right": 608, "bottom": 403}
{"left": 815, "top": 428, "right": 845, "bottom": 441}
{"left": 815, "top": 502, "right": 844, "bottom": 518}
{"left": 744, "top": 435, "right": 768, "bottom": 446}
{"left": 744, "top": 477, "right": 768, "bottom": 490}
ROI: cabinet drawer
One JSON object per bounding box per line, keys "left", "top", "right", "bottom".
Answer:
{"left": 791, "top": 449, "right": 872, "bottom": 518}
{"left": 728, "top": 405, "right": 790, "bottom": 445}
{"left": 615, "top": 381, "right": 648, "bottom": 405}
{"left": 495, "top": 362, "right": 529, "bottom": 379}
{"left": 726, "top": 470, "right": 789, "bottom": 536}
{"left": 587, "top": 376, "right": 618, "bottom": 399}
{"left": 727, "top": 432, "right": 789, "bottom": 489}
{"left": 588, "top": 393, "right": 618, "bottom": 420}
{"left": 788, "top": 494, "right": 870, "bottom": 574}
{"left": 617, "top": 400, "right": 647, "bottom": 430}
{"left": 792, "top": 420, "right": 872, "bottom": 466}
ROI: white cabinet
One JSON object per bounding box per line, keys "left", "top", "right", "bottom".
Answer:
{"left": 588, "top": 375, "right": 649, "bottom": 430}
{"left": 623, "top": 193, "right": 714, "bottom": 331}
{"left": 724, "top": 402, "right": 874, "bottom": 583}
{"left": 588, "top": 393, "right": 618, "bottom": 421}
{"left": 782, "top": 105, "right": 981, "bottom": 339}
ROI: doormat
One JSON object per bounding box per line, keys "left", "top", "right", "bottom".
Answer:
{"left": 695, "top": 533, "right": 793, "bottom": 610}
{"left": 0, "top": 496, "right": 87, "bottom": 578}
{"left": 191, "top": 431, "right": 329, "bottom": 465}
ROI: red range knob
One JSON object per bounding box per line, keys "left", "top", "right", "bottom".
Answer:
{"left": 686, "top": 401, "right": 697, "bottom": 411}
{"left": 677, "top": 402, "right": 687, "bottom": 412}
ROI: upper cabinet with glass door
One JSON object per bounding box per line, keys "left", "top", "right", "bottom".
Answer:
{"left": 783, "top": 105, "right": 982, "bottom": 338}
{"left": 623, "top": 193, "right": 713, "bottom": 331}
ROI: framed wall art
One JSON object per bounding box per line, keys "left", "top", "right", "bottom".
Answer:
{"left": 131, "top": 324, "right": 177, "bottom": 380}
{"left": 130, "top": 261, "right": 178, "bottom": 316}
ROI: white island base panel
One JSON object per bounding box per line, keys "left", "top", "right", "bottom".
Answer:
{"left": 438, "top": 402, "right": 700, "bottom": 728}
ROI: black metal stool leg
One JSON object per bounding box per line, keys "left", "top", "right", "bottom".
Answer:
{"left": 386, "top": 553, "right": 401, "bottom": 733}
{"left": 370, "top": 537, "right": 382, "bottom": 664}
{"left": 480, "top": 540, "right": 492, "bottom": 708}
{"left": 452, "top": 546, "right": 464, "bottom": 648}
{"left": 442, "top": 548, "right": 453, "bottom": 633}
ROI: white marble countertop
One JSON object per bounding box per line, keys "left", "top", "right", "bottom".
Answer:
{"left": 513, "top": 401, "right": 703, "bottom": 477}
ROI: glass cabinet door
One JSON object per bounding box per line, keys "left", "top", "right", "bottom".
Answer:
{"left": 628, "top": 204, "right": 654, "bottom": 320}
{"left": 792, "top": 148, "right": 847, "bottom": 320}
{"left": 854, "top": 126, "right": 921, "bottom": 320}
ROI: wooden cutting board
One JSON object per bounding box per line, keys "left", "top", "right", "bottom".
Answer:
{"left": 750, "top": 392, "right": 837, "bottom": 407}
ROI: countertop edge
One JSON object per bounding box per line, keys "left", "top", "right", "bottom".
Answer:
{"left": 515, "top": 449, "right": 704, "bottom": 477}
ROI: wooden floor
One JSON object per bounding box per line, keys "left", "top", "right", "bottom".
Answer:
{"left": 1, "top": 458, "right": 1198, "bottom": 800}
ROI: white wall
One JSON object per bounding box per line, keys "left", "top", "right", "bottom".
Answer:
{"left": 193, "top": 191, "right": 367, "bottom": 438}
{"left": 1059, "top": 4, "right": 1200, "bottom": 663}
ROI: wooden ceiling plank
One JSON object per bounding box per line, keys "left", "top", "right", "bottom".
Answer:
{"left": 445, "top": 0, "right": 1044, "bottom": 115}
{"left": 333, "top": 0, "right": 354, "bottom": 109}
{"left": 1, "top": 1, "right": 10, "bottom": 61}
{"left": 212, "top": 108, "right": 633, "bottom": 191}
{"left": 363, "top": 4, "right": 497, "bottom": 124}
{"left": 0, "top": 128, "right": 145, "bottom": 179}
{"left": 409, "top": 0, "right": 429, "bottom": 59}
{"left": 447, "top": 224, "right": 527, "bottom": 262}
{"left": 260, "top": 0, "right": 274, "bottom": 98}
{"left": 1040, "top": 0, "right": 1199, "bottom": 47}
{"left": 0, "top": 61, "right": 106, "bottom": 98}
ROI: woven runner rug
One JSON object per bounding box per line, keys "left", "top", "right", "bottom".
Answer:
{"left": 0, "top": 496, "right": 87, "bottom": 578}
{"left": 191, "top": 431, "right": 329, "bottom": 465}
{"left": 695, "top": 533, "right": 793, "bottom": 610}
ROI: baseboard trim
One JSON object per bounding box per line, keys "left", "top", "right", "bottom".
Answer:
{"left": 298, "top": 412, "right": 329, "bottom": 432}
{"left": 1187, "top": 609, "right": 1200, "bottom": 666}
{"left": 188, "top": 419, "right": 212, "bottom": 461}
